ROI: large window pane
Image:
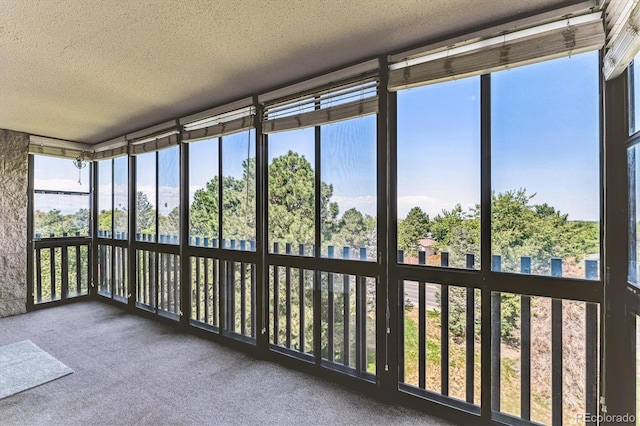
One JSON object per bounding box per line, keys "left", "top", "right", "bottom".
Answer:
{"left": 158, "top": 147, "right": 180, "bottom": 244}
{"left": 321, "top": 116, "right": 376, "bottom": 260}
{"left": 97, "top": 160, "right": 113, "bottom": 237}
{"left": 33, "top": 155, "right": 91, "bottom": 238}
{"left": 268, "top": 128, "right": 315, "bottom": 256}
{"left": 491, "top": 52, "right": 600, "bottom": 279}
{"left": 222, "top": 130, "right": 256, "bottom": 250}
{"left": 113, "top": 156, "right": 129, "bottom": 239}
{"left": 397, "top": 77, "right": 481, "bottom": 269}
{"left": 34, "top": 156, "right": 90, "bottom": 192}
{"left": 34, "top": 193, "right": 90, "bottom": 237}
{"left": 136, "top": 153, "right": 156, "bottom": 242}
{"left": 189, "top": 138, "right": 219, "bottom": 247}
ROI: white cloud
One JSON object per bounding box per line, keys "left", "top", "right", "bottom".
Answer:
{"left": 397, "top": 195, "right": 476, "bottom": 219}
{"left": 331, "top": 195, "right": 376, "bottom": 217}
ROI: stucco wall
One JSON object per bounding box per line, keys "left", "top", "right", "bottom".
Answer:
{"left": 0, "top": 129, "right": 28, "bottom": 317}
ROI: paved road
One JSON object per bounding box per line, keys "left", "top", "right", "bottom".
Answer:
{"left": 403, "top": 282, "right": 438, "bottom": 310}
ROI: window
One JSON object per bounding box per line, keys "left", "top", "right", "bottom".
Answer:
{"left": 187, "top": 130, "right": 256, "bottom": 250}
{"left": 98, "top": 156, "right": 129, "bottom": 239}
{"left": 268, "top": 128, "right": 316, "bottom": 256}
{"left": 491, "top": 52, "right": 600, "bottom": 279}
{"left": 33, "top": 156, "right": 91, "bottom": 238}
{"left": 158, "top": 147, "right": 180, "bottom": 243}
{"left": 320, "top": 115, "right": 377, "bottom": 260}
{"left": 397, "top": 77, "right": 481, "bottom": 269}
{"left": 188, "top": 137, "right": 219, "bottom": 247}
{"left": 222, "top": 130, "right": 256, "bottom": 249}
{"left": 136, "top": 152, "right": 156, "bottom": 242}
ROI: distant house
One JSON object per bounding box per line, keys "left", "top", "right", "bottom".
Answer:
{"left": 418, "top": 237, "right": 438, "bottom": 256}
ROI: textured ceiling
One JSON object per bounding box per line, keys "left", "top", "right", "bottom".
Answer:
{"left": 0, "top": 0, "right": 584, "bottom": 144}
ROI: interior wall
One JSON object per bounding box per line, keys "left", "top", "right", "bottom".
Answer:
{"left": 0, "top": 129, "right": 28, "bottom": 317}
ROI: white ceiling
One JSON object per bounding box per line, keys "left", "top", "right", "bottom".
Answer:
{"left": 0, "top": 0, "right": 585, "bottom": 144}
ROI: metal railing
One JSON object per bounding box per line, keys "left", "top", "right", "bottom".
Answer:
{"left": 32, "top": 233, "right": 91, "bottom": 304}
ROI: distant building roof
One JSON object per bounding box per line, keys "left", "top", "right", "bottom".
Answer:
{"left": 419, "top": 238, "right": 437, "bottom": 248}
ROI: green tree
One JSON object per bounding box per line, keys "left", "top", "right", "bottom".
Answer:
{"left": 333, "top": 207, "right": 369, "bottom": 249}
{"left": 136, "top": 191, "right": 155, "bottom": 235}
{"left": 397, "top": 206, "right": 430, "bottom": 257}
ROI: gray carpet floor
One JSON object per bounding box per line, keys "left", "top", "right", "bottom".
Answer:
{"left": 0, "top": 301, "right": 456, "bottom": 425}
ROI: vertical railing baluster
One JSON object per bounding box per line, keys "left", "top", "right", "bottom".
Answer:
{"left": 50, "top": 247, "right": 56, "bottom": 300}
{"left": 285, "top": 243, "right": 292, "bottom": 348}
{"left": 585, "top": 260, "right": 598, "bottom": 424}
{"left": 212, "top": 258, "right": 218, "bottom": 328}
{"left": 160, "top": 253, "right": 166, "bottom": 311}
{"left": 99, "top": 245, "right": 105, "bottom": 294}
{"left": 551, "top": 258, "right": 562, "bottom": 426}
{"left": 465, "top": 253, "right": 475, "bottom": 403}
{"left": 196, "top": 256, "right": 201, "bottom": 321}
{"left": 343, "top": 246, "right": 350, "bottom": 366}
{"left": 205, "top": 258, "right": 211, "bottom": 324}
{"left": 219, "top": 258, "right": 227, "bottom": 332}
{"left": 173, "top": 254, "right": 179, "bottom": 315}
{"left": 441, "top": 282, "right": 449, "bottom": 396}
{"left": 142, "top": 250, "right": 147, "bottom": 305}
{"left": 61, "top": 245, "right": 69, "bottom": 299}
{"left": 299, "top": 243, "right": 306, "bottom": 353}
{"left": 76, "top": 244, "right": 81, "bottom": 295}
{"left": 226, "top": 259, "right": 234, "bottom": 332}
{"left": 419, "top": 279, "right": 426, "bottom": 389}
{"left": 241, "top": 260, "right": 247, "bottom": 336}
{"left": 328, "top": 246, "right": 335, "bottom": 362}
{"left": 521, "top": 293, "right": 531, "bottom": 421}
{"left": 273, "top": 242, "right": 279, "bottom": 344}
{"left": 112, "top": 246, "right": 120, "bottom": 297}
{"left": 398, "top": 249, "right": 404, "bottom": 264}
{"left": 251, "top": 241, "right": 256, "bottom": 337}
{"left": 441, "top": 252, "right": 449, "bottom": 267}
{"left": 36, "top": 248, "right": 42, "bottom": 303}
{"left": 124, "top": 247, "right": 128, "bottom": 298}
{"left": 357, "top": 247, "right": 366, "bottom": 373}
{"left": 150, "top": 251, "right": 156, "bottom": 309}
{"left": 491, "top": 254, "right": 502, "bottom": 412}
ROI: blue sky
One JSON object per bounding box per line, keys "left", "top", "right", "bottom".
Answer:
{"left": 36, "top": 51, "right": 600, "bottom": 223}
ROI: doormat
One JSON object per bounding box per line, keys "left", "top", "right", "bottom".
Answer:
{"left": 0, "top": 340, "right": 73, "bottom": 400}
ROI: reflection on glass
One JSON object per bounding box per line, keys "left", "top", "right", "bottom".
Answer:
{"left": 491, "top": 52, "right": 600, "bottom": 279}
{"left": 113, "top": 156, "right": 128, "bottom": 239}
{"left": 397, "top": 77, "right": 480, "bottom": 269}
{"left": 630, "top": 145, "right": 640, "bottom": 286}
{"left": 136, "top": 153, "right": 156, "bottom": 242}
{"left": 34, "top": 156, "right": 90, "bottom": 192}
{"left": 631, "top": 55, "right": 640, "bottom": 135}
{"left": 222, "top": 130, "right": 256, "bottom": 250}
{"left": 98, "top": 160, "right": 112, "bottom": 237}
{"left": 158, "top": 147, "right": 180, "bottom": 244}
{"left": 34, "top": 193, "right": 90, "bottom": 237}
{"left": 321, "top": 116, "right": 376, "bottom": 261}
{"left": 189, "top": 138, "right": 219, "bottom": 247}
{"left": 268, "top": 128, "right": 315, "bottom": 256}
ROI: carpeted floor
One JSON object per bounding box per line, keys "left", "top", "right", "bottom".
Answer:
{"left": 0, "top": 340, "right": 73, "bottom": 400}
{"left": 0, "top": 301, "right": 456, "bottom": 425}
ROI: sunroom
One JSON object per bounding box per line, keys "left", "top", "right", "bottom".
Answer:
{"left": 0, "top": 0, "right": 638, "bottom": 425}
